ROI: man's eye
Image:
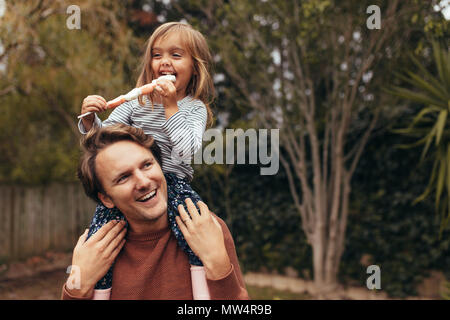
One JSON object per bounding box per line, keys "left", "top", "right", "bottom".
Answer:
{"left": 144, "top": 162, "right": 152, "bottom": 168}
{"left": 117, "top": 175, "right": 129, "bottom": 183}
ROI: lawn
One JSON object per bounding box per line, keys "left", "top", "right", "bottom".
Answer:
{"left": 247, "top": 285, "right": 311, "bottom": 300}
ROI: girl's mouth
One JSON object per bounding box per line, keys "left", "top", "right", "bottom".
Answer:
{"left": 160, "top": 71, "right": 176, "bottom": 77}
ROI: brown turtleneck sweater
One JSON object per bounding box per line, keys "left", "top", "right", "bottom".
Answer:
{"left": 62, "top": 216, "right": 249, "bottom": 300}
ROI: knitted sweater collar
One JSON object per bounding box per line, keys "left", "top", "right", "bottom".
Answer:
{"left": 125, "top": 225, "right": 170, "bottom": 242}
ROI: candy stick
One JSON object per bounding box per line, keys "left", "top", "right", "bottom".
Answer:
{"left": 77, "top": 75, "right": 176, "bottom": 119}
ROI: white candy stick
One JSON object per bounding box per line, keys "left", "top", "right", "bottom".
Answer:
{"left": 122, "top": 88, "right": 143, "bottom": 101}
{"left": 77, "top": 75, "right": 176, "bottom": 119}
{"left": 153, "top": 74, "right": 176, "bottom": 84}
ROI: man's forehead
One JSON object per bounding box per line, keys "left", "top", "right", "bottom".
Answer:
{"left": 96, "top": 141, "right": 152, "bottom": 174}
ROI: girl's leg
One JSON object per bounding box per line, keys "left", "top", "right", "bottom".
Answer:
{"left": 87, "top": 202, "right": 126, "bottom": 289}
{"left": 165, "top": 172, "right": 203, "bottom": 266}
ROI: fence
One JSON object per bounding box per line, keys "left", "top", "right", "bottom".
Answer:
{"left": 0, "top": 183, "right": 96, "bottom": 263}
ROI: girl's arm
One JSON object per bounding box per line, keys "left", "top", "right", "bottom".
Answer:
{"left": 78, "top": 101, "right": 135, "bottom": 134}
{"left": 161, "top": 101, "right": 207, "bottom": 162}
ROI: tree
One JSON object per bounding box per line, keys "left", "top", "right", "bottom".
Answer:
{"left": 389, "top": 40, "right": 450, "bottom": 235}
{"left": 0, "top": 0, "right": 140, "bottom": 183}
{"left": 172, "top": 0, "right": 441, "bottom": 296}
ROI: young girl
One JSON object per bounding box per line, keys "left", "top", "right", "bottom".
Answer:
{"left": 78, "top": 22, "right": 214, "bottom": 294}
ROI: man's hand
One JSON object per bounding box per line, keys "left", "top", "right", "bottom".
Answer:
{"left": 175, "top": 199, "right": 231, "bottom": 280}
{"left": 66, "top": 220, "right": 127, "bottom": 298}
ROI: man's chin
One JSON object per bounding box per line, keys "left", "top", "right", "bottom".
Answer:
{"left": 133, "top": 199, "right": 167, "bottom": 221}
{"left": 143, "top": 203, "right": 167, "bottom": 221}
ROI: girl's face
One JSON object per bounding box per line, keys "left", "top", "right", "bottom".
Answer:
{"left": 151, "top": 32, "right": 194, "bottom": 100}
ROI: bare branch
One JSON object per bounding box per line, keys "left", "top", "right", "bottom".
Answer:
{"left": 279, "top": 154, "right": 313, "bottom": 240}
{"left": 348, "top": 110, "right": 380, "bottom": 177}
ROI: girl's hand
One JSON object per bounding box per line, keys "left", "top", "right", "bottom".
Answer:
{"left": 175, "top": 199, "right": 232, "bottom": 280}
{"left": 154, "top": 79, "right": 179, "bottom": 119}
{"left": 80, "top": 95, "right": 108, "bottom": 131}
{"left": 66, "top": 220, "right": 127, "bottom": 298}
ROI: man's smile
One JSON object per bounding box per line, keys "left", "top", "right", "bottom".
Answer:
{"left": 136, "top": 189, "right": 157, "bottom": 202}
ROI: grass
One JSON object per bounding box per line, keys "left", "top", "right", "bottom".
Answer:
{"left": 246, "top": 285, "right": 311, "bottom": 300}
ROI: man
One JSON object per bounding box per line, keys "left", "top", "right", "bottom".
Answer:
{"left": 62, "top": 124, "right": 249, "bottom": 300}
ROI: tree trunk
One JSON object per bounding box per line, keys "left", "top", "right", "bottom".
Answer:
{"left": 306, "top": 150, "right": 352, "bottom": 298}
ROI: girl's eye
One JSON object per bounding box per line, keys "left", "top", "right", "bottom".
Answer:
{"left": 172, "top": 53, "right": 182, "bottom": 58}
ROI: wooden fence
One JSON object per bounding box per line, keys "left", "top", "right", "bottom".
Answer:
{"left": 0, "top": 183, "right": 96, "bottom": 263}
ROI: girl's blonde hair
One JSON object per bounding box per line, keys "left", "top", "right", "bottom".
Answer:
{"left": 136, "top": 22, "right": 214, "bottom": 128}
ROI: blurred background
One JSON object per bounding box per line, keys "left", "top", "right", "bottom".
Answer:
{"left": 0, "top": 0, "right": 449, "bottom": 299}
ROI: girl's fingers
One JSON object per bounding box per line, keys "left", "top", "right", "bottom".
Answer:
{"left": 98, "top": 220, "right": 126, "bottom": 248}
{"left": 158, "top": 81, "right": 175, "bottom": 93}
{"left": 177, "top": 204, "right": 193, "bottom": 228}
{"left": 155, "top": 85, "right": 166, "bottom": 97}
{"left": 158, "top": 79, "right": 173, "bottom": 87}
{"left": 104, "top": 226, "right": 127, "bottom": 258}
{"left": 196, "top": 201, "right": 209, "bottom": 217}
{"left": 89, "top": 96, "right": 106, "bottom": 104}
{"left": 88, "top": 220, "right": 118, "bottom": 243}
{"left": 155, "top": 82, "right": 175, "bottom": 97}
{"left": 110, "top": 238, "right": 126, "bottom": 260}
{"left": 82, "top": 100, "right": 103, "bottom": 110}
{"left": 175, "top": 215, "right": 189, "bottom": 237}
{"left": 185, "top": 198, "right": 200, "bottom": 222}
{"left": 211, "top": 215, "right": 222, "bottom": 229}
{"left": 82, "top": 99, "right": 102, "bottom": 109}
{"left": 83, "top": 102, "right": 106, "bottom": 113}
{"left": 83, "top": 96, "right": 107, "bottom": 108}
{"left": 85, "top": 95, "right": 107, "bottom": 104}
{"left": 75, "top": 229, "right": 89, "bottom": 249}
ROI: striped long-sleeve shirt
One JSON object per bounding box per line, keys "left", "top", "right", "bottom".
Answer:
{"left": 78, "top": 96, "right": 207, "bottom": 181}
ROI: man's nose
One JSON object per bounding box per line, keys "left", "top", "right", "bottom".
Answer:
{"left": 135, "top": 170, "right": 151, "bottom": 190}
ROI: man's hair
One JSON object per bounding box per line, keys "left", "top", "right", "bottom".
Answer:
{"left": 78, "top": 124, "right": 162, "bottom": 203}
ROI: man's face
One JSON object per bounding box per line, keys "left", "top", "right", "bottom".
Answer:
{"left": 95, "top": 140, "right": 168, "bottom": 231}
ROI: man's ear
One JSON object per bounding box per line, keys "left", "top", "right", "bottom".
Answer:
{"left": 98, "top": 192, "right": 115, "bottom": 209}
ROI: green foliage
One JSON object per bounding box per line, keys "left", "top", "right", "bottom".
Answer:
{"left": 0, "top": 1, "right": 140, "bottom": 185}
{"left": 1, "top": 0, "right": 449, "bottom": 298}
{"left": 247, "top": 285, "right": 311, "bottom": 300}
{"left": 388, "top": 41, "right": 450, "bottom": 234}
{"left": 193, "top": 131, "right": 450, "bottom": 297}
{"left": 341, "top": 130, "right": 450, "bottom": 297}
{"left": 192, "top": 162, "right": 313, "bottom": 275}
